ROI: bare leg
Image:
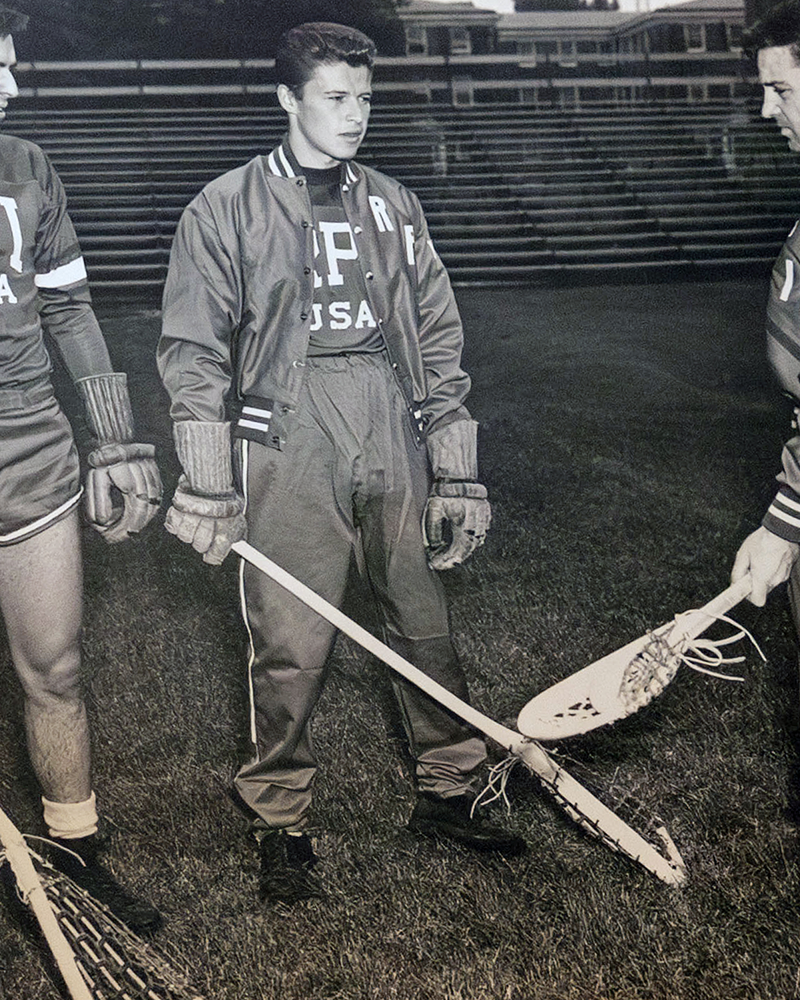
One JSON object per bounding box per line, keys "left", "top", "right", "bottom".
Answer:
{"left": 0, "top": 509, "right": 90, "bottom": 802}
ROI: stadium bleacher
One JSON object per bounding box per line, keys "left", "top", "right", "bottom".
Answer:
{"left": 7, "top": 100, "right": 800, "bottom": 290}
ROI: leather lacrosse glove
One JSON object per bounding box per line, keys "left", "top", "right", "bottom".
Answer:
{"left": 77, "top": 373, "right": 162, "bottom": 543}
{"left": 423, "top": 419, "right": 491, "bottom": 571}
{"left": 166, "top": 420, "right": 246, "bottom": 565}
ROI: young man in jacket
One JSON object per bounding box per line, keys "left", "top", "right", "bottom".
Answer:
{"left": 158, "top": 21, "right": 525, "bottom": 904}
{"left": 732, "top": 2, "right": 800, "bottom": 609}
{"left": 0, "top": 7, "right": 162, "bottom": 932}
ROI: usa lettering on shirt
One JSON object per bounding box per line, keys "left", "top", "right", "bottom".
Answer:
{"left": 308, "top": 203, "right": 383, "bottom": 354}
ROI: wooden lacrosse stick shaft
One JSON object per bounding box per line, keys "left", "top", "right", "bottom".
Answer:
{"left": 232, "top": 540, "right": 686, "bottom": 886}
{"left": 0, "top": 807, "right": 93, "bottom": 1000}
{"left": 658, "top": 575, "right": 752, "bottom": 641}
{"left": 234, "top": 540, "right": 528, "bottom": 751}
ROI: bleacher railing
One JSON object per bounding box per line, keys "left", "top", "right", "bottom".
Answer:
{"left": 10, "top": 54, "right": 754, "bottom": 107}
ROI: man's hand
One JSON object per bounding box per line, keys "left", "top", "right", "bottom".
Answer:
{"left": 165, "top": 478, "right": 246, "bottom": 565}
{"left": 77, "top": 372, "right": 163, "bottom": 543}
{"left": 731, "top": 525, "right": 800, "bottom": 606}
{"left": 423, "top": 481, "right": 491, "bottom": 571}
{"left": 166, "top": 420, "right": 245, "bottom": 564}
{"left": 85, "top": 442, "right": 162, "bottom": 543}
{"left": 423, "top": 419, "right": 490, "bottom": 570}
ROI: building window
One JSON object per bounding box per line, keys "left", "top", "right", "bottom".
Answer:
{"left": 558, "top": 40, "right": 577, "bottom": 66}
{"left": 406, "top": 24, "right": 427, "bottom": 56}
{"left": 450, "top": 26, "right": 471, "bottom": 55}
{"left": 536, "top": 39, "right": 557, "bottom": 61}
{"left": 558, "top": 85, "right": 578, "bottom": 108}
{"left": 517, "top": 40, "right": 536, "bottom": 56}
{"left": 580, "top": 85, "right": 614, "bottom": 103}
{"left": 452, "top": 76, "right": 474, "bottom": 106}
{"left": 684, "top": 24, "right": 706, "bottom": 52}
{"left": 727, "top": 23, "right": 743, "bottom": 51}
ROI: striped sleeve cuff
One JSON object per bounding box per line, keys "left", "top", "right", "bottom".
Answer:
{"left": 763, "top": 486, "right": 800, "bottom": 542}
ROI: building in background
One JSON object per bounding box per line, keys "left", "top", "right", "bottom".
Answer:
{"left": 392, "top": 0, "right": 747, "bottom": 105}
{"left": 14, "top": 0, "right": 751, "bottom": 109}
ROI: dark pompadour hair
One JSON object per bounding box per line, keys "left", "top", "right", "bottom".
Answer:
{"left": 743, "top": 0, "right": 800, "bottom": 61}
{"left": 0, "top": 5, "right": 27, "bottom": 38}
{"left": 275, "top": 22, "right": 377, "bottom": 92}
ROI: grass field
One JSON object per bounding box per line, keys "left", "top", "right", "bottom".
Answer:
{"left": 2, "top": 276, "right": 800, "bottom": 1000}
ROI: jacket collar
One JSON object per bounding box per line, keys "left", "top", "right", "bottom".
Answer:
{"left": 266, "top": 137, "right": 360, "bottom": 187}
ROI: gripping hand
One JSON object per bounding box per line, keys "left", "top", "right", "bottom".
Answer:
{"left": 167, "top": 420, "right": 245, "bottom": 565}
{"left": 731, "top": 525, "right": 800, "bottom": 606}
{"left": 166, "top": 477, "right": 246, "bottom": 565}
{"left": 423, "top": 481, "right": 491, "bottom": 570}
{"left": 86, "top": 442, "right": 162, "bottom": 543}
{"left": 77, "top": 373, "right": 163, "bottom": 543}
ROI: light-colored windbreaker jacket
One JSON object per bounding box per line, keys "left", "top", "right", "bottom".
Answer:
{"left": 157, "top": 141, "right": 472, "bottom": 451}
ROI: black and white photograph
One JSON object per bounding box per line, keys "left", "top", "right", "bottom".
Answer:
{"left": 0, "top": 1, "right": 798, "bottom": 998}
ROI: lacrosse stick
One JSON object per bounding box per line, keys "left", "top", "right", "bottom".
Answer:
{"left": 232, "top": 540, "right": 686, "bottom": 887}
{"left": 0, "top": 805, "right": 205, "bottom": 1000}
{"left": 517, "top": 575, "right": 757, "bottom": 741}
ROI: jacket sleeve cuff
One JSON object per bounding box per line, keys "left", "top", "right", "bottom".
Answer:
{"left": 762, "top": 486, "right": 800, "bottom": 542}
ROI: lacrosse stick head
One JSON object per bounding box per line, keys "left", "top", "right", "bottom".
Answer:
{"left": 0, "top": 803, "right": 205, "bottom": 1000}
{"left": 517, "top": 625, "right": 685, "bottom": 740}
{"left": 517, "top": 577, "right": 754, "bottom": 741}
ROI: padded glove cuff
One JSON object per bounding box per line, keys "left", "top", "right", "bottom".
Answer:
{"left": 173, "top": 420, "right": 235, "bottom": 496}
{"left": 426, "top": 419, "right": 479, "bottom": 482}
{"left": 431, "top": 481, "right": 487, "bottom": 500}
{"left": 171, "top": 476, "right": 243, "bottom": 518}
{"left": 87, "top": 442, "right": 156, "bottom": 468}
{"left": 76, "top": 373, "right": 135, "bottom": 444}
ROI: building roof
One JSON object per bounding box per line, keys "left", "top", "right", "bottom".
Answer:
{"left": 397, "top": 1, "right": 500, "bottom": 22}
{"left": 496, "top": 0, "right": 743, "bottom": 35}
{"left": 498, "top": 11, "right": 636, "bottom": 31}
{"left": 660, "top": 0, "right": 743, "bottom": 10}
{"left": 400, "top": 1, "right": 490, "bottom": 9}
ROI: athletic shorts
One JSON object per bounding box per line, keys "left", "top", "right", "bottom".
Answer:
{"left": 0, "top": 376, "right": 82, "bottom": 545}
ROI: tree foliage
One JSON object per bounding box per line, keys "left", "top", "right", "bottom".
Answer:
{"left": 15, "top": 0, "right": 407, "bottom": 59}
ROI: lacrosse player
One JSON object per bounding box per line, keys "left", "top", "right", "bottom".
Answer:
{"left": 0, "top": 7, "right": 162, "bottom": 933}
{"left": 732, "top": 1, "right": 800, "bottom": 615}
{"left": 158, "top": 21, "right": 526, "bottom": 904}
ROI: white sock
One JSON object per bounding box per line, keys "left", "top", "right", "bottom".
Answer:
{"left": 42, "top": 791, "right": 99, "bottom": 840}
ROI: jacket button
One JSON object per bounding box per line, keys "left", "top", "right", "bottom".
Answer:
{"left": 365, "top": 271, "right": 374, "bottom": 280}
{"left": 302, "top": 220, "right": 309, "bottom": 228}
{"left": 300, "top": 313, "right": 308, "bottom": 321}
{"left": 353, "top": 226, "right": 363, "bottom": 235}
{"left": 303, "top": 267, "right": 311, "bottom": 275}
{"left": 297, "top": 179, "right": 305, "bottom": 187}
